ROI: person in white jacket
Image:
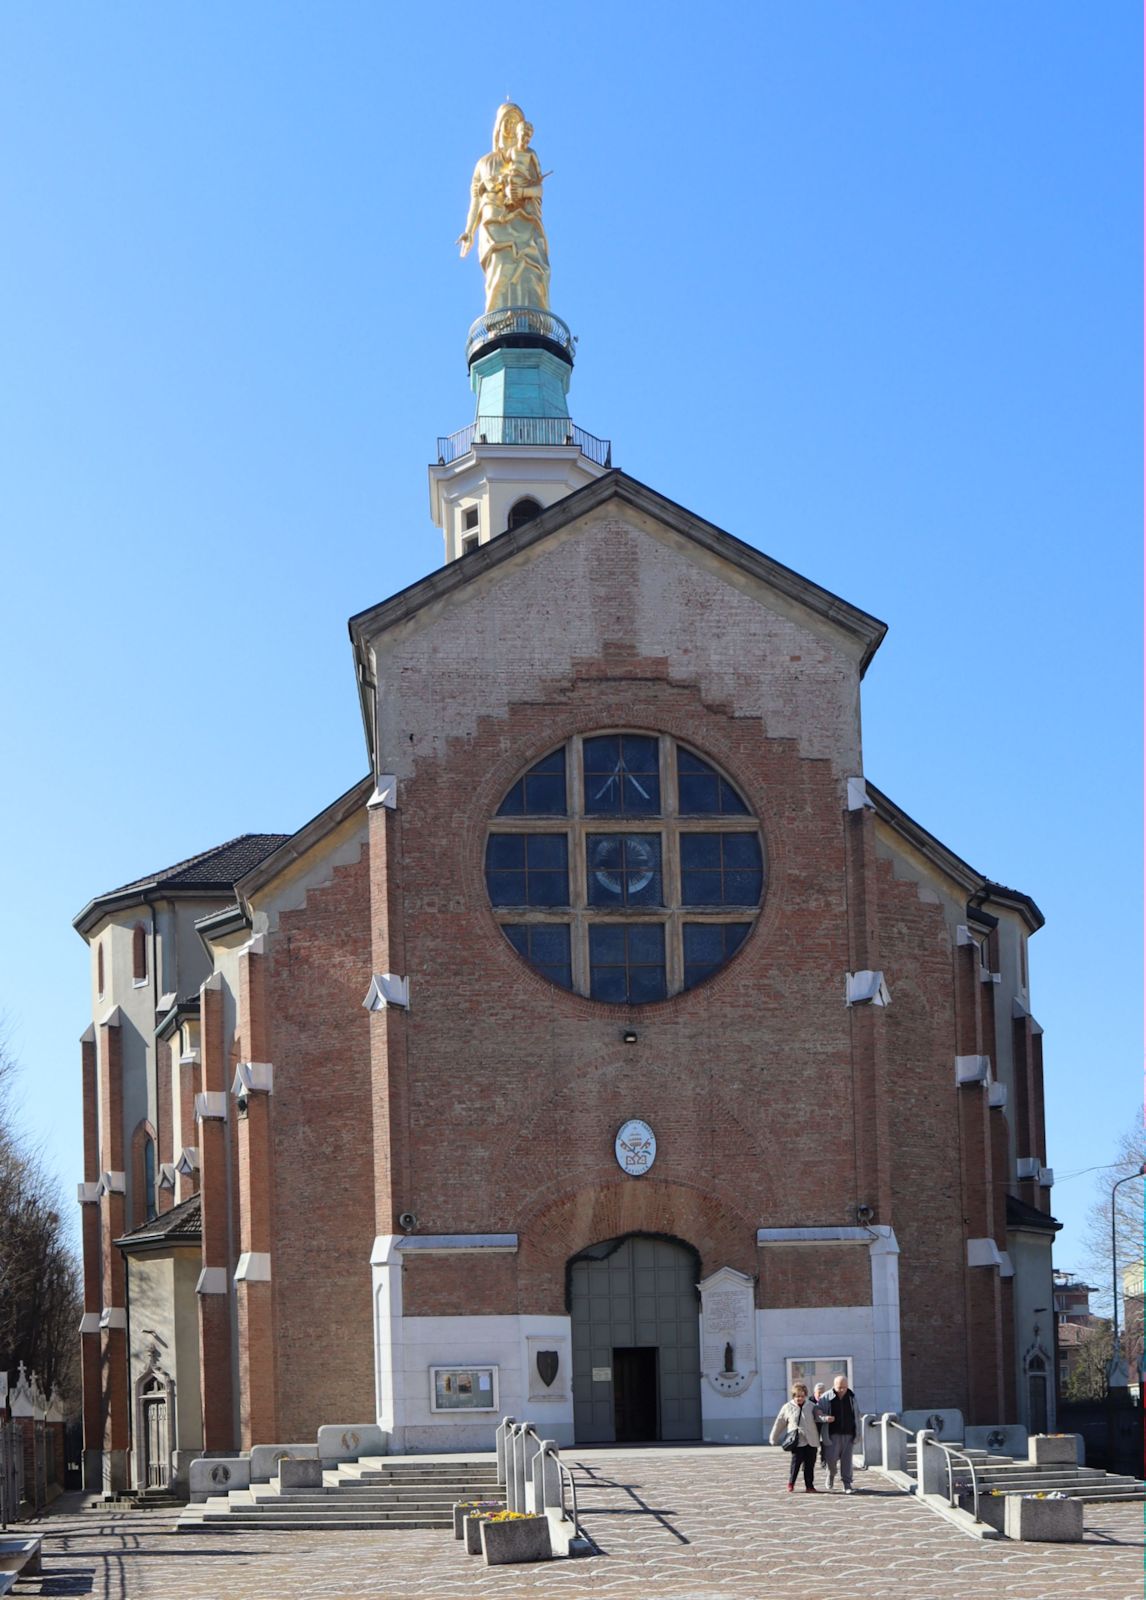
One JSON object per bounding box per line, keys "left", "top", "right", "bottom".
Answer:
{"left": 769, "top": 1383, "right": 822, "bottom": 1492}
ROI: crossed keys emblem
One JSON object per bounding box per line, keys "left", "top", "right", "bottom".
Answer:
{"left": 616, "top": 1120, "right": 656, "bottom": 1175}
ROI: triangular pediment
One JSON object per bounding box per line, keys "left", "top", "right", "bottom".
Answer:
{"left": 349, "top": 470, "right": 886, "bottom": 670}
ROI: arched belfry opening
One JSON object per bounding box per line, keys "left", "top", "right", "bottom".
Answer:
{"left": 506, "top": 495, "right": 542, "bottom": 531}
{"left": 567, "top": 1233, "right": 701, "bottom": 1443}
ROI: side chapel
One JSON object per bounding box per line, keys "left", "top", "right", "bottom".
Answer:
{"left": 74, "top": 105, "right": 1058, "bottom": 1494}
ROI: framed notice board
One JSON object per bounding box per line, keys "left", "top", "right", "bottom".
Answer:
{"left": 429, "top": 1365, "right": 499, "bottom": 1412}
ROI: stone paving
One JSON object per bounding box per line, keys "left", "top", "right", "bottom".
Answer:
{"left": 15, "top": 1447, "right": 1146, "bottom": 1600}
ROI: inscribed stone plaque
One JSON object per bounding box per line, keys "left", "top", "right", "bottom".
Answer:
{"left": 702, "top": 1286, "right": 752, "bottom": 1374}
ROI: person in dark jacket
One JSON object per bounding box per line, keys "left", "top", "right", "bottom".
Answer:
{"left": 823, "top": 1374, "right": 859, "bottom": 1491}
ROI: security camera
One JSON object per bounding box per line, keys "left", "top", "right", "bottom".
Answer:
{"left": 855, "top": 1203, "right": 874, "bottom": 1225}
{"left": 236, "top": 1088, "right": 250, "bottom": 1119}
{"left": 398, "top": 1211, "right": 417, "bottom": 1233}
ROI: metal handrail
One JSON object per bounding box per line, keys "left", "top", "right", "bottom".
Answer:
{"left": 885, "top": 1418, "right": 916, "bottom": 1437}
{"left": 502, "top": 1420, "right": 588, "bottom": 1546}
{"left": 923, "top": 1437, "right": 982, "bottom": 1522}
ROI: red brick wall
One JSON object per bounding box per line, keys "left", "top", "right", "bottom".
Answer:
{"left": 872, "top": 862, "right": 971, "bottom": 1413}
{"left": 263, "top": 847, "right": 376, "bottom": 1438}
{"left": 383, "top": 666, "right": 859, "bottom": 1318}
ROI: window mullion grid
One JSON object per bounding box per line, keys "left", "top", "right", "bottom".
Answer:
{"left": 569, "top": 744, "right": 588, "bottom": 992}
{"left": 663, "top": 794, "right": 683, "bottom": 992}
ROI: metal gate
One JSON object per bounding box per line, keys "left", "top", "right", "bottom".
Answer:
{"left": 570, "top": 1235, "right": 701, "bottom": 1444}
{"left": 0, "top": 1422, "right": 24, "bottom": 1526}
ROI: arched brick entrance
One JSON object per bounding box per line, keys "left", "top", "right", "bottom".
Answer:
{"left": 569, "top": 1233, "right": 701, "bottom": 1443}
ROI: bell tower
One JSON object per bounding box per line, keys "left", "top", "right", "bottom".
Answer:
{"left": 429, "top": 104, "right": 611, "bottom": 563}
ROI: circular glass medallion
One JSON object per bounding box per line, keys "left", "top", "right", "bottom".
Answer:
{"left": 615, "top": 1118, "right": 657, "bottom": 1176}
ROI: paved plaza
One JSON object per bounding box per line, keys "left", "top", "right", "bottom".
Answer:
{"left": 16, "top": 1447, "right": 1146, "bottom": 1600}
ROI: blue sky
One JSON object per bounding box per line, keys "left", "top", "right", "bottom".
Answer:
{"left": 0, "top": 2, "right": 1140, "bottom": 1287}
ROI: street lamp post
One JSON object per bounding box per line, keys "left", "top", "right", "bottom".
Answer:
{"left": 1109, "top": 1163, "right": 1146, "bottom": 1386}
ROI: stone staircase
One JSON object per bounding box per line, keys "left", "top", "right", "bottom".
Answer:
{"left": 179, "top": 1454, "right": 502, "bottom": 1532}
{"left": 904, "top": 1444, "right": 1146, "bottom": 1505}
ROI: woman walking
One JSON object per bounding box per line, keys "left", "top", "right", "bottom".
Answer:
{"left": 769, "top": 1382, "right": 821, "bottom": 1493}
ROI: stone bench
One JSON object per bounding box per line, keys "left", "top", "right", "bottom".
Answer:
{"left": 0, "top": 1536, "right": 42, "bottom": 1579}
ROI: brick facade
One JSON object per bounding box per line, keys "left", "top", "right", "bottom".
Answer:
{"left": 75, "top": 471, "right": 1057, "bottom": 1476}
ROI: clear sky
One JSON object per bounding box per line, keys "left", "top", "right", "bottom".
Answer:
{"left": 0, "top": 3, "right": 1140, "bottom": 1289}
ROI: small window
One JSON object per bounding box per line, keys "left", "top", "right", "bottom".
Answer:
{"left": 132, "top": 924, "right": 148, "bottom": 984}
{"left": 144, "top": 1137, "right": 157, "bottom": 1220}
{"left": 461, "top": 532, "right": 479, "bottom": 555}
{"left": 683, "top": 922, "right": 751, "bottom": 988}
{"left": 586, "top": 834, "right": 663, "bottom": 908}
{"left": 677, "top": 749, "right": 750, "bottom": 815}
{"left": 680, "top": 833, "right": 763, "bottom": 906}
{"left": 502, "top": 924, "right": 572, "bottom": 989}
{"left": 583, "top": 734, "right": 661, "bottom": 816}
{"left": 97, "top": 943, "right": 105, "bottom": 997}
{"left": 463, "top": 506, "right": 480, "bottom": 531}
{"left": 496, "top": 748, "right": 567, "bottom": 816}
{"left": 507, "top": 496, "right": 542, "bottom": 531}
{"left": 485, "top": 833, "right": 569, "bottom": 907}
{"left": 786, "top": 1357, "right": 853, "bottom": 1394}
{"left": 589, "top": 924, "right": 666, "bottom": 1004}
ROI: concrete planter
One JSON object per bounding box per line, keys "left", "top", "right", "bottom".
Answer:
{"left": 958, "top": 1490, "right": 1006, "bottom": 1531}
{"left": 464, "top": 1513, "right": 494, "bottom": 1555}
{"left": 454, "top": 1501, "right": 504, "bottom": 1541}
{"left": 1027, "top": 1434, "right": 1078, "bottom": 1466}
{"left": 277, "top": 1459, "right": 324, "bottom": 1492}
{"left": 480, "top": 1515, "right": 552, "bottom": 1566}
{"left": 1004, "top": 1495, "right": 1083, "bottom": 1543}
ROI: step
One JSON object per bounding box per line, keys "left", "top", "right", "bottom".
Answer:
{"left": 192, "top": 1514, "right": 454, "bottom": 1529}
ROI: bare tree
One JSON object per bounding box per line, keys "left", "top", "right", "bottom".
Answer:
{"left": 1081, "top": 1118, "right": 1146, "bottom": 1331}
{"left": 0, "top": 1032, "right": 82, "bottom": 1407}
{"left": 1064, "top": 1319, "right": 1115, "bottom": 1402}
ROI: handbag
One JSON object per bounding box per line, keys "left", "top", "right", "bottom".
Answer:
{"left": 779, "top": 1403, "right": 802, "bottom": 1452}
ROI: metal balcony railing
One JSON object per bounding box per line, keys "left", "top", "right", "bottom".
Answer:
{"left": 466, "top": 308, "right": 576, "bottom": 365}
{"left": 436, "top": 417, "right": 611, "bottom": 467}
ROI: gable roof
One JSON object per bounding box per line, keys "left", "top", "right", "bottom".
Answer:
{"left": 115, "top": 1193, "right": 202, "bottom": 1250}
{"left": 348, "top": 470, "right": 888, "bottom": 765}
{"left": 74, "top": 834, "right": 291, "bottom": 937}
{"left": 867, "top": 782, "right": 1044, "bottom": 933}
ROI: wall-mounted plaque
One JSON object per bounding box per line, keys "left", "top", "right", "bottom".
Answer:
{"left": 429, "top": 1365, "right": 499, "bottom": 1412}
{"left": 700, "top": 1266, "right": 757, "bottom": 1397}
{"left": 615, "top": 1119, "right": 656, "bottom": 1175}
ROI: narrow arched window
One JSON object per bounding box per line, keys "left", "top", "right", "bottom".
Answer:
{"left": 507, "top": 497, "right": 542, "bottom": 532}
{"left": 144, "top": 1136, "right": 157, "bottom": 1220}
{"left": 132, "top": 924, "right": 148, "bottom": 984}
{"left": 97, "top": 943, "right": 105, "bottom": 997}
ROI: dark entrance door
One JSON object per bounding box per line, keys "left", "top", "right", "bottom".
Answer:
{"left": 569, "top": 1234, "right": 702, "bottom": 1443}
{"left": 613, "top": 1347, "right": 659, "bottom": 1441}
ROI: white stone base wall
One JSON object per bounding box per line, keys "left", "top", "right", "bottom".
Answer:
{"left": 371, "top": 1234, "right": 903, "bottom": 1451}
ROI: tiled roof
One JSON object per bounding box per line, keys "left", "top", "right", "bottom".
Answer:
{"left": 1006, "top": 1193, "right": 1061, "bottom": 1232}
{"left": 116, "top": 1193, "right": 201, "bottom": 1247}
{"left": 102, "top": 835, "right": 291, "bottom": 899}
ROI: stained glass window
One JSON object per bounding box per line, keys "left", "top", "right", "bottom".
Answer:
{"left": 485, "top": 833, "right": 569, "bottom": 906}
{"left": 589, "top": 924, "right": 667, "bottom": 1004}
{"left": 680, "top": 833, "right": 763, "bottom": 906}
{"left": 496, "top": 748, "right": 567, "bottom": 816}
{"left": 488, "top": 735, "right": 763, "bottom": 1003}
{"left": 677, "top": 748, "right": 750, "bottom": 815}
{"left": 502, "top": 924, "right": 573, "bottom": 989}
{"left": 583, "top": 734, "right": 660, "bottom": 816}
{"left": 586, "top": 834, "right": 662, "bottom": 908}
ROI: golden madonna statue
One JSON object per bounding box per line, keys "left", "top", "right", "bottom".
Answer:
{"left": 457, "top": 103, "right": 551, "bottom": 313}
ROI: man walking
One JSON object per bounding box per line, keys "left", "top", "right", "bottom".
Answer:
{"left": 823, "top": 1373, "right": 859, "bottom": 1492}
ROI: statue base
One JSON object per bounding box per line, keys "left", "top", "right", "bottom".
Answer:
{"left": 466, "top": 308, "right": 575, "bottom": 370}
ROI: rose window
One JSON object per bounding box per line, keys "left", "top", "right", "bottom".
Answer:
{"left": 485, "top": 733, "right": 764, "bottom": 1003}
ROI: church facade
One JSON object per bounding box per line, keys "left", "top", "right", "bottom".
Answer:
{"left": 74, "top": 108, "right": 1059, "bottom": 1493}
